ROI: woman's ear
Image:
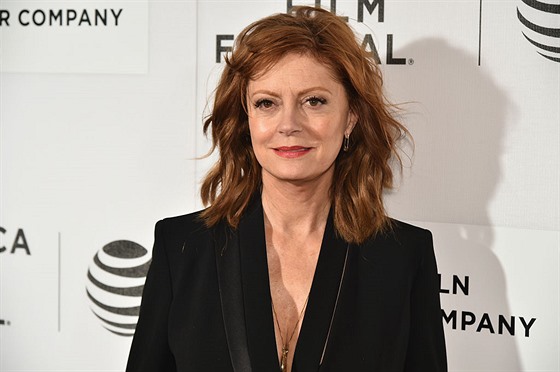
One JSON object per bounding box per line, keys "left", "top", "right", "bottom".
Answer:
{"left": 345, "top": 110, "right": 358, "bottom": 136}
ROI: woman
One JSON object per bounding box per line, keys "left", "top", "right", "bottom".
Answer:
{"left": 127, "top": 6, "right": 447, "bottom": 372}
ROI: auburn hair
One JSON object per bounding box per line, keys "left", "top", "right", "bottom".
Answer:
{"left": 200, "top": 6, "right": 408, "bottom": 243}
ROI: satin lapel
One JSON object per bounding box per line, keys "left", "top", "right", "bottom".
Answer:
{"left": 214, "top": 223, "right": 253, "bottom": 372}
{"left": 238, "top": 197, "right": 280, "bottom": 371}
{"left": 293, "top": 213, "right": 349, "bottom": 372}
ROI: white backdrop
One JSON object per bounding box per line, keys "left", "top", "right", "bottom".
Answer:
{"left": 1, "top": 1, "right": 558, "bottom": 371}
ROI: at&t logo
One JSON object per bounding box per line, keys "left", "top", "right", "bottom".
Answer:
{"left": 517, "top": 0, "right": 560, "bottom": 62}
{"left": 86, "top": 240, "right": 151, "bottom": 336}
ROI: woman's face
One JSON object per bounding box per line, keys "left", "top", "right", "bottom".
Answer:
{"left": 247, "top": 53, "right": 356, "bottom": 187}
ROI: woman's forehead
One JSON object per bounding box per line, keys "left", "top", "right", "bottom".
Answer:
{"left": 248, "top": 53, "right": 341, "bottom": 86}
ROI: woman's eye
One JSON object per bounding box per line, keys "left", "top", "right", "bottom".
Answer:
{"left": 306, "top": 96, "right": 326, "bottom": 107}
{"left": 255, "top": 99, "right": 274, "bottom": 109}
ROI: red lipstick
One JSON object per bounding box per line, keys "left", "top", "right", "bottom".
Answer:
{"left": 273, "top": 146, "right": 312, "bottom": 158}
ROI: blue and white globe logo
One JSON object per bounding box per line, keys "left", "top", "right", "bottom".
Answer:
{"left": 86, "top": 240, "right": 151, "bottom": 336}
{"left": 517, "top": 0, "right": 560, "bottom": 63}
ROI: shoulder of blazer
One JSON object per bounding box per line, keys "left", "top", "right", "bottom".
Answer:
{"left": 358, "top": 218, "right": 433, "bottom": 265}
{"left": 387, "top": 218, "right": 433, "bottom": 244}
{"left": 157, "top": 210, "right": 206, "bottom": 234}
{"left": 154, "top": 210, "right": 219, "bottom": 260}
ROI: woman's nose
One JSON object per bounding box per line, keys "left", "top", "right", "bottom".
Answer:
{"left": 277, "top": 104, "right": 304, "bottom": 135}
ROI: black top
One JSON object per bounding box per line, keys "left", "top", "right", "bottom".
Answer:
{"left": 126, "top": 195, "right": 447, "bottom": 371}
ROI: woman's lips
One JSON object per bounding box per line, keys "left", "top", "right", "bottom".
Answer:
{"left": 273, "top": 146, "right": 312, "bottom": 158}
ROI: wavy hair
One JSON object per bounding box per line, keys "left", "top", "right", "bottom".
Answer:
{"left": 200, "top": 6, "right": 408, "bottom": 243}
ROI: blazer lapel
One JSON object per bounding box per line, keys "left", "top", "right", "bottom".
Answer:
{"left": 238, "top": 196, "right": 280, "bottom": 371}
{"left": 293, "top": 213, "right": 349, "bottom": 372}
{"left": 215, "top": 195, "right": 350, "bottom": 372}
{"left": 214, "top": 222, "right": 253, "bottom": 372}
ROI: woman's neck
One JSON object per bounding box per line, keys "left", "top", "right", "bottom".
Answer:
{"left": 261, "top": 173, "right": 332, "bottom": 237}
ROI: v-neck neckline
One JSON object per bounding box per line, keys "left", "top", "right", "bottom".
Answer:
{"left": 238, "top": 195, "right": 349, "bottom": 372}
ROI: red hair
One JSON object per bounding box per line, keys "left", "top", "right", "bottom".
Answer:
{"left": 201, "top": 6, "right": 407, "bottom": 243}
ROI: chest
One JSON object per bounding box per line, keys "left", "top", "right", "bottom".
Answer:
{"left": 166, "top": 225, "right": 419, "bottom": 372}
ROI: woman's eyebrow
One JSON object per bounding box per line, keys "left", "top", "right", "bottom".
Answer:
{"left": 249, "top": 86, "right": 332, "bottom": 97}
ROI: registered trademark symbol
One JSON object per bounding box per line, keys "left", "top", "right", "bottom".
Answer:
{"left": 408, "top": 58, "right": 414, "bottom": 65}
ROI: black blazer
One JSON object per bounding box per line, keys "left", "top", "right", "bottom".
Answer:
{"left": 126, "top": 196, "right": 447, "bottom": 371}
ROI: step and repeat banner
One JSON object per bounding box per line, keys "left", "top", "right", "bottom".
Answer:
{"left": 1, "top": 0, "right": 558, "bottom": 371}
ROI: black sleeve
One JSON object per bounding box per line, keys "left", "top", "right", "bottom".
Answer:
{"left": 404, "top": 230, "right": 448, "bottom": 371}
{"left": 126, "top": 220, "right": 176, "bottom": 371}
